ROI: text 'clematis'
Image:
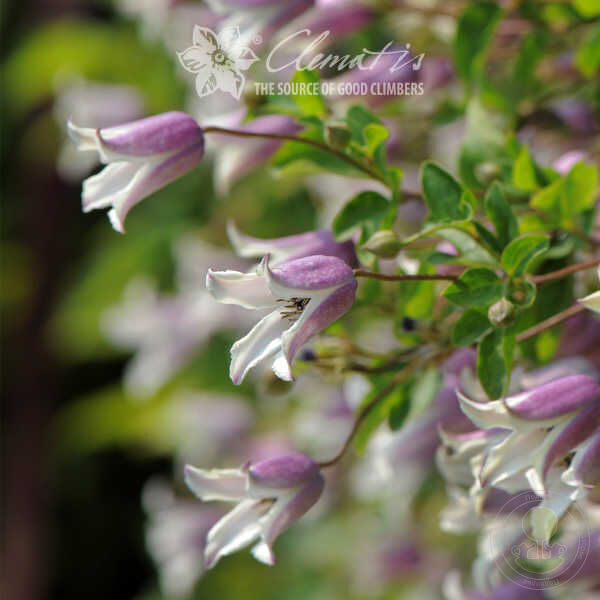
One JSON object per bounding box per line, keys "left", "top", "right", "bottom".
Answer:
{"left": 68, "top": 111, "right": 204, "bottom": 232}
{"left": 207, "top": 254, "right": 357, "bottom": 384}
{"left": 184, "top": 452, "right": 324, "bottom": 567}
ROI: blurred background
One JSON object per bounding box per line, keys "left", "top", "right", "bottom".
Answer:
{"left": 1, "top": 1, "right": 598, "bottom": 599}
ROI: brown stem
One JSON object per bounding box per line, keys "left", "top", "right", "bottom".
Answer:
{"left": 516, "top": 303, "right": 585, "bottom": 343}
{"left": 531, "top": 258, "right": 600, "bottom": 285}
{"left": 318, "top": 361, "right": 420, "bottom": 468}
{"left": 353, "top": 269, "right": 457, "bottom": 282}
{"left": 202, "top": 125, "right": 384, "bottom": 182}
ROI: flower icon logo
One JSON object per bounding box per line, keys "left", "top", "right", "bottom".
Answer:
{"left": 178, "top": 26, "right": 259, "bottom": 100}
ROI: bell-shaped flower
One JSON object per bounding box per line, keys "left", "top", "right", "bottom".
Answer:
{"left": 226, "top": 221, "right": 358, "bottom": 266}
{"left": 446, "top": 375, "right": 600, "bottom": 542}
{"left": 184, "top": 452, "right": 324, "bottom": 567}
{"left": 206, "top": 254, "right": 357, "bottom": 384}
{"left": 68, "top": 111, "right": 205, "bottom": 232}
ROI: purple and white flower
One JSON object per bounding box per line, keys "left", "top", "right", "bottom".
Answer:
{"left": 68, "top": 111, "right": 205, "bottom": 232}
{"left": 184, "top": 452, "right": 324, "bottom": 567}
{"left": 227, "top": 221, "right": 358, "bottom": 266}
{"left": 206, "top": 254, "right": 357, "bottom": 384}
{"left": 447, "top": 375, "right": 600, "bottom": 542}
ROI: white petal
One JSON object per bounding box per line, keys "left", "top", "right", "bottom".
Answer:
{"left": 184, "top": 466, "right": 248, "bottom": 501}
{"left": 479, "top": 430, "right": 546, "bottom": 488}
{"left": 67, "top": 121, "right": 100, "bottom": 152}
{"left": 530, "top": 467, "right": 579, "bottom": 542}
{"left": 456, "top": 391, "right": 513, "bottom": 430}
{"left": 204, "top": 499, "right": 269, "bottom": 569}
{"left": 271, "top": 351, "right": 293, "bottom": 382}
{"left": 230, "top": 310, "right": 288, "bottom": 385}
{"left": 579, "top": 291, "right": 600, "bottom": 313}
{"left": 206, "top": 269, "right": 274, "bottom": 309}
{"left": 81, "top": 161, "right": 140, "bottom": 213}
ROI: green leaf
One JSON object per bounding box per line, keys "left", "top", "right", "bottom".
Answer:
{"left": 513, "top": 146, "right": 540, "bottom": 191}
{"left": 459, "top": 99, "right": 513, "bottom": 190}
{"left": 572, "top": 0, "right": 600, "bottom": 17}
{"left": 354, "top": 378, "right": 402, "bottom": 454}
{"left": 510, "top": 30, "right": 548, "bottom": 101}
{"left": 408, "top": 368, "right": 442, "bottom": 418}
{"left": 290, "top": 69, "right": 327, "bottom": 117}
{"left": 575, "top": 26, "right": 600, "bottom": 78}
{"left": 363, "top": 123, "right": 389, "bottom": 157}
{"left": 484, "top": 182, "right": 519, "bottom": 248}
{"left": 443, "top": 268, "right": 504, "bottom": 308}
{"left": 452, "top": 310, "right": 492, "bottom": 346}
{"left": 437, "top": 228, "right": 500, "bottom": 267}
{"left": 453, "top": 1, "right": 503, "bottom": 86}
{"left": 531, "top": 162, "right": 598, "bottom": 223}
{"left": 421, "top": 162, "right": 473, "bottom": 223}
{"left": 501, "top": 234, "right": 549, "bottom": 277}
{"left": 332, "top": 191, "right": 390, "bottom": 243}
{"left": 388, "top": 383, "right": 412, "bottom": 431}
{"left": 345, "top": 105, "right": 383, "bottom": 142}
{"left": 477, "top": 328, "right": 515, "bottom": 399}
{"left": 271, "top": 121, "right": 364, "bottom": 178}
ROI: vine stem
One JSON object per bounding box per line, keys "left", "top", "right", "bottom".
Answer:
{"left": 353, "top": 269, "right": 457, "bottom": 282}
{"left": 530, "top": 258, "right": 600, "bottom": 285}
{"left": 202, "top": 125, "right": 384, "bottom": 182}
{"left": 516, "top": 303, "right": 586, "bottom": 343}
{"left": 318, "top": 360, "right": 421, "bottom": 468}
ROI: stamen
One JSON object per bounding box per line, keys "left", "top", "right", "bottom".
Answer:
{"left": 280, "top": 297, "right": 310, "bottom": 322}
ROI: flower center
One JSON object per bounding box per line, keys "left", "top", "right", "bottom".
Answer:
{"left": 214, "top": 52, "right": 226, "bottom": 64}
{"left": 278, "top": 297, "right": 310, "bottom": 322}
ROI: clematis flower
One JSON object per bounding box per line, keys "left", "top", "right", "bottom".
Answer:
{"left": 447, "top": 375, "right": 600, "bottom": 543}
{"left": 184, "top": 452, "right": 325, "bottom": 567}
{"left": 178, "top": 25, "right": 259, "bottom": 99}
{"left": 68, "top": 111, "right": 205, "bottom": 232}
{"left": 206, "top": 254, "right": 357, "bottom": 384}
{"left": 227, "top": 221, "right": 358, "bottom": 266}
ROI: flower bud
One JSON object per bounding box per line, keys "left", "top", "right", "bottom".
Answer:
{"left": 488, "top": 298, "right": 515, "bottom": 327}
{"left": 325, "top": 122, "right": 352, "bottom": 150}
{"left": 362, "top": 230, "right": 402, "bottom": 258}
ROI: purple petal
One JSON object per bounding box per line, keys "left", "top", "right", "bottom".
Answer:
{"left": 227, "top": 222, "right": 358, "bottom": 267}
{"left": 283, "top": 280, "right": 357, "bottom": 363}
{"left": 542, "top": 402, "right": 600, "bottom": 480}
{"left": 108, "top": 140, "right": 205, "bottom": 232}
{"left": 99, "top": 112, "right": 204, "bottom": 157}
{"left": 253, "top": 474, "right": 324, "bottom": 564}
{"left": 248, "top": 452, "right": 319, "bottom": 490}
{"left": 552, "top": 150, "right": 587, "bottom": 175}
{"left": 574, "top": 430, "right": 600, "bottom": 486}
{"left": 504, "top": 375, "right": 600, "bottom": 421}
{"left": 264, "top": 255, "right": 355, "bottom": 292}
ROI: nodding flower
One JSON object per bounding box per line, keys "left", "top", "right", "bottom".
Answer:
{"left": 68, "top": 111, "right": 204, "bottom": 232}
{"left": 206, "top": 254, "right": 357, "bottom": 384}
{"left": 184, "top": 452, "right": 324, "bottom": 567}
